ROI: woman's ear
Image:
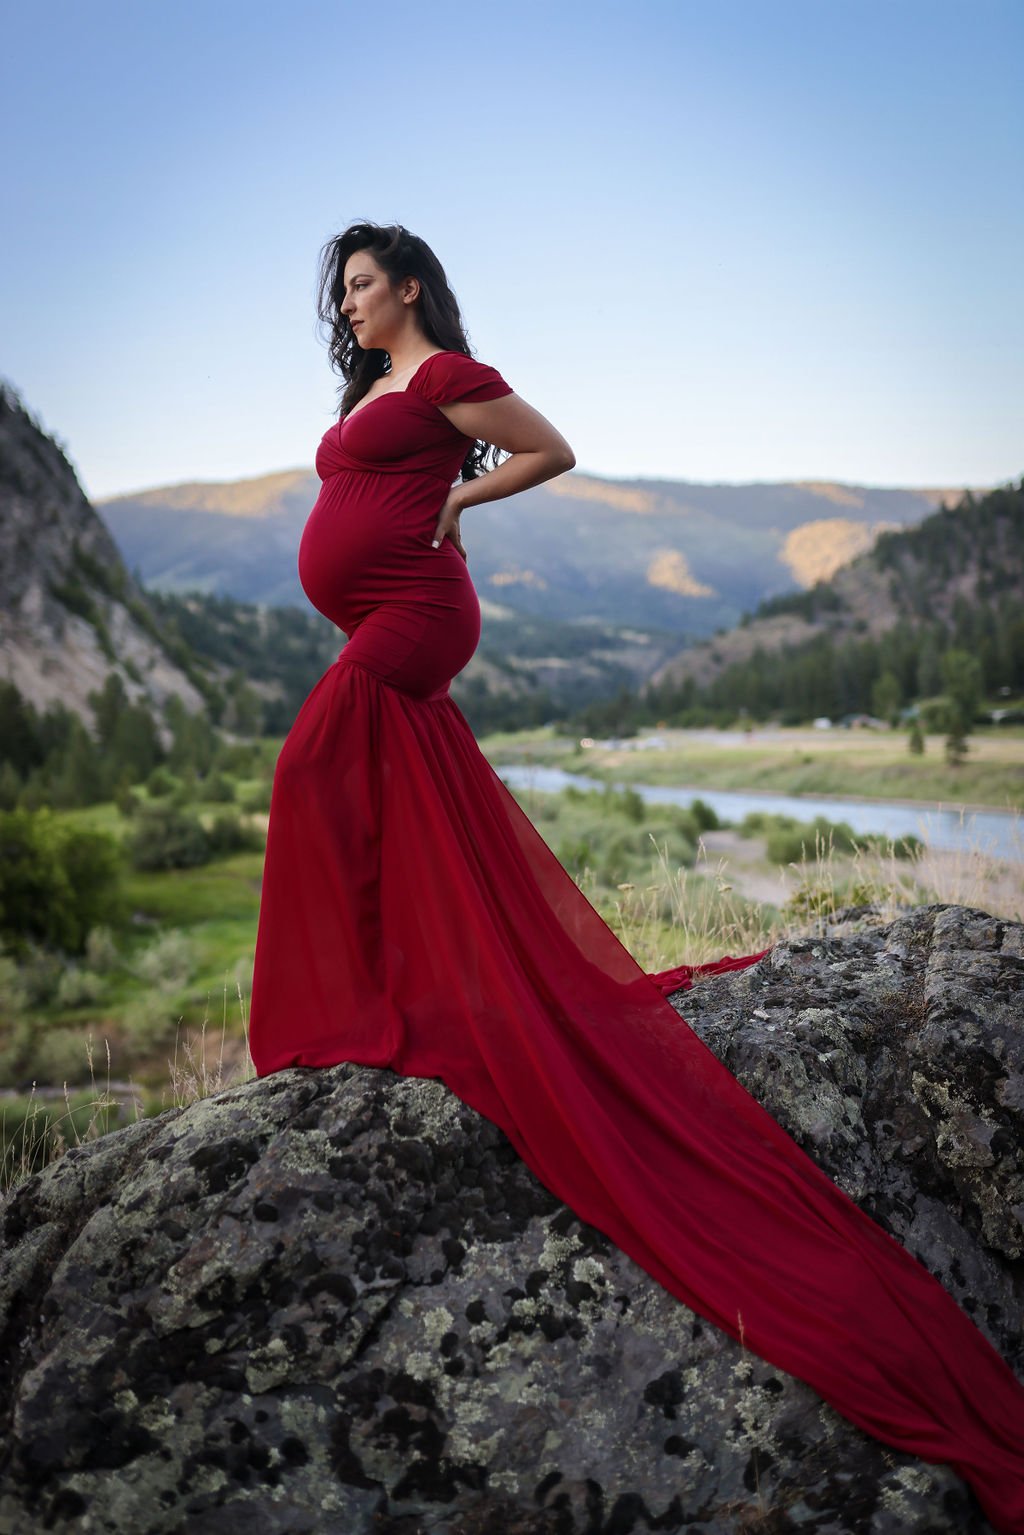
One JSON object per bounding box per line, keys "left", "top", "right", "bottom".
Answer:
{"left": 401, "top": 275, "right": 421, "bottom": 306}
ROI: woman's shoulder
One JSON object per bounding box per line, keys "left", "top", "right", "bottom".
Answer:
{"left": 410, "top": 350, "right": 514, "bottom": 406}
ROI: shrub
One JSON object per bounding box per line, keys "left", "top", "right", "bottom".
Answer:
{"left": 129, "top": 929, "right": 197, "bottom": 991}
{"left": 688, "top": 797, "right": 720, "bottom": 832}
{"left": 115, "top": 782, "right": 141, "bottom": 818}
{"left": 764, "top": 816, "right": 859, "bottom": 864}
{"left": 598, "top": 822, "right": 696, "bottom": 885}
{"left": 198, "top": 772, "right": 236, "bottom": 803}
{"left": 0, "top": 809, "right": 124, "bottom": 956}
{"left": 213, "top": 741, "right": 264, "bottom": 776}
{"left": 30, "top": 1026, "right": 92, "bottom": 1087}
{"left": 85, "top": 924, "right": 120, "bottom": 973}
{"left": 206, "top": 811, "right": 264, "bottom": 856}
{"left": 55, "top": 967, "right": 105, "bottom": 1008}
{"left": 238, "top": 781, "right": 273, "bottom": 813}
{"left": 146, "top": 766, "right": 179, "bottom": 798}
{"left": 121, "top": 992, "right": 181, "bottom": 1052}
{"left": 556, "top": 837, "right": 594, "bottom": 877}
{"left": 0, "top": 953, "right": 30, "bottom": 1022}
{"left": 17, "top": 941, "right": 65, "bottom": 1007}
{"left": 59, "top": 827, "right": 126, "bottom": 937}
{"left": 128, "top": 804, "right": 210, "bottom": 871}
{"left": 620, "top": 787, "right": 646, "bottom": 823}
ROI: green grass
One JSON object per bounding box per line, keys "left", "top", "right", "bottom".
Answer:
{"left": 123, "top": 851, "right": 264, "bottom": 927}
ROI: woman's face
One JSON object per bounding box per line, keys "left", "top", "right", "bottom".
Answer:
{"left": 341, "top": 249, "right": 410, "bottom": 350}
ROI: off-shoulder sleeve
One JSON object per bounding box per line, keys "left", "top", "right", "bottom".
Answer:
{"left": 411, "top": 351, "right": 514, "bottom": 406}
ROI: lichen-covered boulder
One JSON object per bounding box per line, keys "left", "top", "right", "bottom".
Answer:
{"left": 0, "top": 902, "right": 1020, "bottom": 1533}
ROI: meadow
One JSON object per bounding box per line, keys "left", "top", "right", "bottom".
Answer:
{"left": 479, "top": 723, "right": 1024, "bottom": 811}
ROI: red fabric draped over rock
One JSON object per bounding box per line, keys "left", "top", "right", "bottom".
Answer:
{"left": 248, "top": 351, "right": 1024, "bottom": 1532}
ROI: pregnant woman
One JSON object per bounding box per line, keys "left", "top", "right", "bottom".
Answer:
{"left": 247, "top": 220, "right": 1024, "bottom": 1532}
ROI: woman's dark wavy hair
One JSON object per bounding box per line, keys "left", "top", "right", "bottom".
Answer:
{"left": 316, "top": 219, "right": 506, "bottom": 481}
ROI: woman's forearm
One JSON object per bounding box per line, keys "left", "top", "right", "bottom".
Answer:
{"left": 453, "top": 449, "right": 574, "bottom": 512}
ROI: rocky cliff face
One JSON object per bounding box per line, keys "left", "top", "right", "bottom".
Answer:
{"left": 0, "top": 382, "right": 207, "bottom": 736}
{"left": 0, "top": 903, "right": 1021, "bottom": 1533}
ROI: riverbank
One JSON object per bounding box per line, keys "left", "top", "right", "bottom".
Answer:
{"left": 478, "top": 723, "right": 1024, "bottom": 811}
{"left": 689, "top": 828, "right": 1023, "bottom": 924}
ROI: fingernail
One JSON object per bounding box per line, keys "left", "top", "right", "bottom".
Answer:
{"left": 431, "top": 539, "right": 439, "bottom": 547}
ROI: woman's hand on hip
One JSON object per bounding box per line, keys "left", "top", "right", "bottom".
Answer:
{"left": 431, "top": 489, "right": 468, "bottom": 561}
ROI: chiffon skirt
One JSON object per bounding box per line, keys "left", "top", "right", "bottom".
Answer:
{"left": 248, "top": 638, "right": 1024, "bottom": 1533}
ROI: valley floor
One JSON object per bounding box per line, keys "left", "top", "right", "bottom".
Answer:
{"left": 478, "top": 722, "right": 1024, "bottom": 812}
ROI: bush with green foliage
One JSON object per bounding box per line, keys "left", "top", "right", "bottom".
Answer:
{"left": 31, "top": 1026, "right": 94, "bottom": 1085}
{"left": 115, "top": 781, "right": 141, "bottom": 818}
{"left": 206, "top": 811, "right": 264, "bottom": 856}
{"left": 238, "top": 781, "right": 273, "bottom": 813}
{"left": 198, "top": 772, "right": 236, "bottom": 803}
{"left": 146, "top": 766, "right": 180, "bottom": 798}
{"left": 84, "top": 924, "right": 121, "bottom": 973}
{"left": 127, "top": 804, "right": 210, "bottom": 871}
{"left": 128, "top": 929, "right": 197, "bottom": 991}
{"left": 0, "top": 809, "right": 125, "bottom": 957}
{"left": 688, "top": 797, "right": 721, "bottom": 832}
{"left": 0, "top": 953, "right": 30, "bottom": 1022}
{"left": 16, "top": 941, "right": 66, "bottom": 1007}
{"left": 55, "top": 967, "right": 105, "bottom": 1008}
{"left": 120, "top": 992, "right": 181, "bottom": 1053}
{"left": 741, "top": 810, "right": 920, "bottom": 864}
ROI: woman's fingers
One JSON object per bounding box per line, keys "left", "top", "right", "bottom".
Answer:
{"left": 431, "top": 501, "right": 467, "bottom": 560}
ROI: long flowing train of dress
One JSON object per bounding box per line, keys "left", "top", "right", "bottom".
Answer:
{"left": 248, "top": 350, "right": 1024, "bottom": 1531}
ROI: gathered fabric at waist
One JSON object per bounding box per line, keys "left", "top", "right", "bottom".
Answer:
{"left": 337, "top": 591, "right": 481, "bottom": 701}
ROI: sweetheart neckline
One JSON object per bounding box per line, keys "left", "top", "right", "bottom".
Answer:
{"left": 340, "top": 351, "right": 455, "bottom": 427}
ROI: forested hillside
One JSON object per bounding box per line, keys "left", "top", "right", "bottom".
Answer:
{"left": 581, "top": 478, "right": 1024, "bottom": 731}
{"left": 143, "top": 586, "right": 670, "bottom": 735}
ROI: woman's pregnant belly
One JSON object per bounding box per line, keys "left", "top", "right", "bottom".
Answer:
{"left": 297, "top": 467, "right": 481, "bottom": 699}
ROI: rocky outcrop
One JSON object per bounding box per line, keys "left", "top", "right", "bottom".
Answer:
{"left": 0, "top": 903, "right": 1021, "bottom": 1533}
{"left": 0, "top": 381, "right": 207, "bottom": 738}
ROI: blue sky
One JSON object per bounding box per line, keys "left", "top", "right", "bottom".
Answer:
{"left": 2, "top": 0, "right": 1021, "bottom": 500}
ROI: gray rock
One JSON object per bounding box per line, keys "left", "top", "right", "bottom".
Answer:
{"left": 0, "top": 902, "right": 1020, "bottom": 1534}
{"left": 0, "top": 382, "right": 207, "bottom": 742}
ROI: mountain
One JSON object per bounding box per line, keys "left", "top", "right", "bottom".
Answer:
{"left": 95, "top": 468, "right": 976, "bottom": 641}
{"left": 5, "top": 371, "right": 1003, "bottom": 738}
{"left": 644, "top": 476, "right": 1024, "bottom": 705}
{"left": 0, "top": 382, "right": 216, "bottom": 741}
{"left": 0, "top": 382, "right": 670, "bottom": 739}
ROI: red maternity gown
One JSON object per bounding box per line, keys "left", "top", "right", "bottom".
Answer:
{"left": 247, "top": 350, "right": 1024, "bottom": 1532}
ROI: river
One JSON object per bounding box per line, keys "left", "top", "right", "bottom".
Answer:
{"left": 492, "top": 764, "right": 1024, "bottom": 865}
